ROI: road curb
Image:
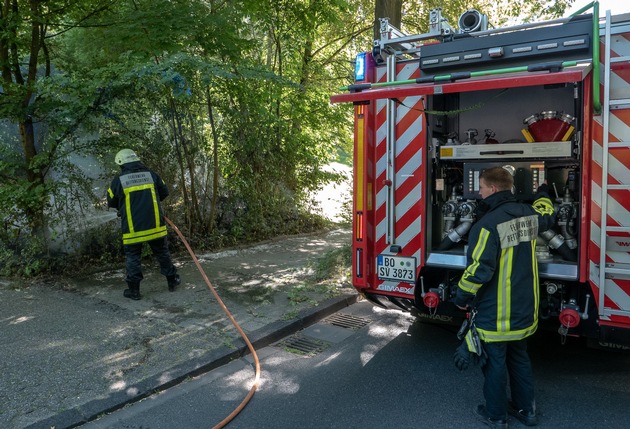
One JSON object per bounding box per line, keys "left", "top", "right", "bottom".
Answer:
{"left": 25, "top": 293, "right": 358, "bottom": 429}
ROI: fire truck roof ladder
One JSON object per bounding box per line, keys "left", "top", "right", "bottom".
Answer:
{"left": 598, "top": 10, "right": 630, "bottom": 319}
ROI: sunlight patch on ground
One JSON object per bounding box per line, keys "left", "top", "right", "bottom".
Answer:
{"left": 9, "top": 316, "right": 34, "bottom": 325}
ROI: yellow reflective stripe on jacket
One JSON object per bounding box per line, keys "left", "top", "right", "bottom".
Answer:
{"left": 531, "top": 240, "right": 540, "bottom": 317}
{"left": 477, "top": 319, "right": 538, "bottom": 342}
{"left": 497, "top": 246, "right": 514, "bottom": 333}
{"left": 123, "top": 226, "right": 167, "bottom": 244}
{"left": 108, "top": 188, "right": 114, "bottom": 198}
{"left": 459, "top": 276, "right": 482, "bottom": 293}
{"left": 459, "top": 228, "right": 491, "bottom": 293}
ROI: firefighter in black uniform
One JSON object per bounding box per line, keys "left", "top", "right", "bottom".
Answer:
{"left": 454, "top": 167, "right": 555, "bottom": 428}
{"left": 107, "top": 149, "right": 180, "bottom": 300}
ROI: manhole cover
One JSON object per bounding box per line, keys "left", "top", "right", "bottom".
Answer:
{"left": 276, "top": 334, "right": 331, "bottom": 356}
{"left": 323, "top": 313, "right": 371, "bottom": 330}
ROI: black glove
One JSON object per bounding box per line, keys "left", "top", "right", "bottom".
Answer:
{"left": 454, "top": 341, "right": 472, "bottom": 371}
{"left": 454, "top": 335, "right": 488, "bottom": 371}
{"left": 536, "top": 183, "right": 549, "bottom": 195}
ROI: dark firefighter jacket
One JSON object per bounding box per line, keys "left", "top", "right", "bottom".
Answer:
{"left": 107, "top": 161, "right": 169, "bottom": 245}
{"left": 455, "top": 190, "right": 555, "bottom": 342}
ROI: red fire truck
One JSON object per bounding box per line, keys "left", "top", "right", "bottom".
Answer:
{"left": 331, "top": 4, "right": 630, "bottom": 347}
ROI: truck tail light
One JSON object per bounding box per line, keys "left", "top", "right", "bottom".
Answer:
{"left": 355, "top": 248, "right": 363, "bottom": 278}
{"left": 355, "top": 212, "right": 364, "bottom": 241}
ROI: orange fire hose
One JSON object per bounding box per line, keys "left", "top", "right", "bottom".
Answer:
{"left": 165, "top": 217, "right": 260, "bottom": 429}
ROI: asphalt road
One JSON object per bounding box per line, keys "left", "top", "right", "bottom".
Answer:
{"left": 82, "top": 301, "right": 630, "bottom": 429}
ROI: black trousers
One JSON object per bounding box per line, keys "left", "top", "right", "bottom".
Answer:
{"left": 481, "top": 338, "right": 536, "bottom": 420}
{"left": 124, "top": 236, "right": 177, "bottom": 285}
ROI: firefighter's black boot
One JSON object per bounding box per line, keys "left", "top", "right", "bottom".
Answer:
{"left": 123, "top": 282, "right": 142, "bottom": 300}
{"left": 167, "top": 274, "right": 180, "bottom": 292}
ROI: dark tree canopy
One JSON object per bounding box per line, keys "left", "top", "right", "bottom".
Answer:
{"left": 0, "top": 0, "right": 575, "bottom": 276}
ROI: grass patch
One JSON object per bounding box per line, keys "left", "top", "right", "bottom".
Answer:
{"left": 281, "top": 309, "right": 300, "bottom": 320}
{"left": 312, "top": 243, "right": 352, "bottom": 282}
{"left": 282, "top": 244, "right": 353, "bottom": 315}
{"left": 287, "top": 284, "right": 317, "bottom": 305}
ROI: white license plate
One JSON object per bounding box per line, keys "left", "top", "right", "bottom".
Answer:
{"left": 377, "top": 255, "right": 416, "bottom": 283}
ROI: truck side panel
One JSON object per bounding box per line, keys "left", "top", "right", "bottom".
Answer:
{"left": 360, "top": 62, "right": 426, "bottom": 300}
{"left": 589, "top": 28, "right": 630, "bottom": 329}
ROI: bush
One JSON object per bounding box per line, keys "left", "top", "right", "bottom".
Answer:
{"left": 0, "top": 234, "right": 52, "bottom": 278}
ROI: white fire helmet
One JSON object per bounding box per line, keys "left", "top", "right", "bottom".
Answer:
{"left": 115, "top": 149, "right": 140, "bottom": 165}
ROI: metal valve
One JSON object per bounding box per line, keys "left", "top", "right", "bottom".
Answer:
{"left": 462, "top": 128, "right": 478, "bottom": 145}
{"left": 545, "top": 282, "right": 559, "bottom": 295}
{"left": 423, "top": 283, "right": 447, "bottom": 310}
{"left": 559, "top": 298, "right": 581, "bottom": 329}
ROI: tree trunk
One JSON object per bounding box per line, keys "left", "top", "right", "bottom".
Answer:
{"left": 20, "top": 116, "right": 47, "bottom": 234}
{"left": 6, "top": 0, "right": 48, "bottom": 236}
{"left": 168, "top": 99, "right": 192, "bottom": 234}
{"left": 374, "top": 0, "right": 402, "bottom": 40}
{"left": 206, "top": 90, "right": 219, "bottom": 233}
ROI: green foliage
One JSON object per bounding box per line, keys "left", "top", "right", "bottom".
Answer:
{"left": 69, "top": 221, "right": 124, "bottom": 263}
{"left": 287, "top": 284, "right": 318, "bottom": 305}
{"left": 0, "top": 234, "right": 51, "bottom": 278}
{"left": 282, "top": 243, "right": 352, "bottom": 315}
{"left": 0, "top": 0, "right": 575, "bottom": 278}
{"left": 312, "top": 243, "right": 352, "bottom": 282}
{"left": 399, "top": 0, "right": 574, "bottom": 33}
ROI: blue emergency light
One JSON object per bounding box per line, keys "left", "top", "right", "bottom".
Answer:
{"left": 355, "top": 52, "right": 366, "bottom": 81}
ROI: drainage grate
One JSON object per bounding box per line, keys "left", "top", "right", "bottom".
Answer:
{"left": 276, "top": 334, "right": 331, "bottom": 356}
{"left": 323, "top": 313, "right": 371, "bottom": 330}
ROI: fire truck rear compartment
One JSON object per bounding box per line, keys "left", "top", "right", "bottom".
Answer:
{"left": 425, "top": 84, "right": 581, "bottom": 273}
{"left": 418, "top": 77, "right": 592, "bottom": 338}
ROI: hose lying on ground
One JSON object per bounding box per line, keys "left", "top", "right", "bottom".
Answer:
{"left": 165, "top": 217, "right": 261, "bottom": 429}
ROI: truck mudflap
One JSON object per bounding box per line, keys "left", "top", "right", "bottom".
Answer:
{"left": 363, "top": 291, "right": 414, "bottom": 312}
{"left": 411, "top": 303, "right": 464, "bottom": 326}
{"left": 597, "top": 324, "right": 630, "bottom": 351}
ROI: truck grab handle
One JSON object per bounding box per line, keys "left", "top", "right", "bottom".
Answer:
{"left": 527, "top": 61, "right": 565, "bottom": 73}
{"left": 347, "top": 83, "right": 374, "bottom": 93}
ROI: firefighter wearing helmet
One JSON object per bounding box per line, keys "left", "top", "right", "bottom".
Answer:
{"left": 107, "top": 149, "right": 180, "bottom": 299}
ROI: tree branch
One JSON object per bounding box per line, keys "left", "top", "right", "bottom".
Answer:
{"left": 315, "top": 25, "right": 372, "bottom": 67}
